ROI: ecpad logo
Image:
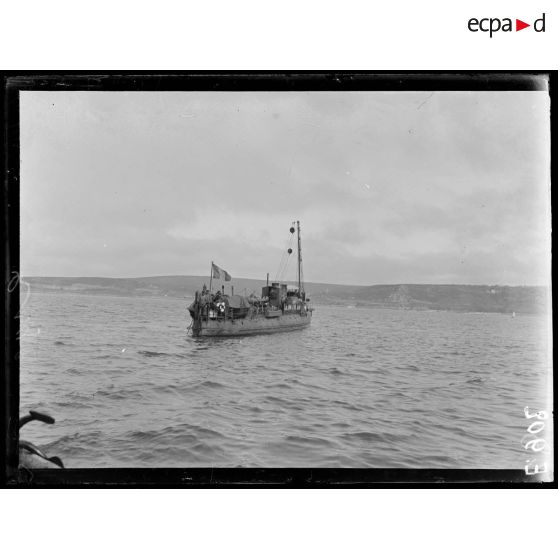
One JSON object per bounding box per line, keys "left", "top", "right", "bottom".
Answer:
{"left": 468, "top": 13, "right": 546, "bottom": 37}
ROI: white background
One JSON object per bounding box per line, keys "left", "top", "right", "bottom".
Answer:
{"left": 2, "top": 0, "right": 554, "bottom": 555}
{"left": 2, "top": 490, "right": 556, "bottom": 557}
{"left": 0, "top": 0, "right": 556, "bottom": 69}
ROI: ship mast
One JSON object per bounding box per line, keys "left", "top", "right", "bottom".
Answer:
{"left": 297, "top": 220, "right": 302, "bottom": 296}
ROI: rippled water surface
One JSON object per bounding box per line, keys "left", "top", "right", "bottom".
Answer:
{"left": 20, "top": 292, "right": 552, "bottom": 468}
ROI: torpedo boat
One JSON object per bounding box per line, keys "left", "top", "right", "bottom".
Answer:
{"left": 188, "top": 221, "right": 313, "bottom": 337}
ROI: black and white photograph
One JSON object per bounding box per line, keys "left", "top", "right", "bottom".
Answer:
{"left": 7, "top": 75, "right": 553, "bottom": 482}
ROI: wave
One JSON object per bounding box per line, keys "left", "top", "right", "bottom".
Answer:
{"left": 465, "top": 376, "right": 486, "bottom": 384}
{"left": 128, "top": 423, "right": 227, "bottom": 444}
{"left": 138, "top": 350, "right": 170, "bottom": 357}
{"left": 199, "top": 380, "right": 226, "bottom": 389}
{"left": 267, "top": 382, "right": 292, "bottom": 389}
{"left": 341, "top": 431, "right": 390, "bottom": 443}
{"left": 284, "top": 435, "right": 334, "bottom": 447}
{"left": 394, "top": 364, "right": 420, "bottom": 372}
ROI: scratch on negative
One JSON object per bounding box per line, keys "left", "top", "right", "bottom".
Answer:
{"left": 417, "top": 92, "right": 434, "bottom": 110}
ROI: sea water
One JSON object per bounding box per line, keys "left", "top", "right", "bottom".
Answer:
{"left": 19, "top": 292, "right": 552, "bottom": 468}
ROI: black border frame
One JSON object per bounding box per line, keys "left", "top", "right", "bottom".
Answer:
{"left": 1, "top": 72, "right": 554, "bottom": 487}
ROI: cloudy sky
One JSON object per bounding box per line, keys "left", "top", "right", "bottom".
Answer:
{"left": 20, "top": 89, "right": 550, "bottom": 286}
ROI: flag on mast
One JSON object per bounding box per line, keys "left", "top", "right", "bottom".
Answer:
{"left": 211, "top": 263, "right": 232, "bottom": 281}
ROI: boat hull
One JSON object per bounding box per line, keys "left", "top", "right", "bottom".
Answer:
{"left": 193, "top": 313, "right": 312, "bottom": 337}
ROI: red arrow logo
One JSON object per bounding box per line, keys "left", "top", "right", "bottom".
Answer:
{"left": 516, "top": 19, "right": 530, "bottom": 31}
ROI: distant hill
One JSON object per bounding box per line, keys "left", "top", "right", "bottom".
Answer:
{"left": 23, "top": 276, "right": 549, "bottom": 315}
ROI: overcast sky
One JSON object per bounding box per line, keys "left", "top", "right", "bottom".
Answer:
{"left": 20, "top": 90, "right": 550, "bottom": 286}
